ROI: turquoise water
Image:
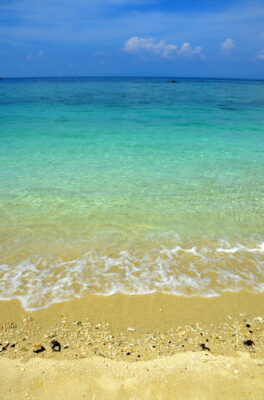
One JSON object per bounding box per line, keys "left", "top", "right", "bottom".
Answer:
{"left": 0, "top": 77, "right": 264, "bottom": 309}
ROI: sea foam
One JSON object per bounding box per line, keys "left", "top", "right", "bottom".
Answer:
{"left": 0, "top": 240, "right": 263, "bottom": 310}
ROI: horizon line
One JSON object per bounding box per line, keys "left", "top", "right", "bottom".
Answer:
{"left": 1, "top": 75, "right": 264, "bottom": 81}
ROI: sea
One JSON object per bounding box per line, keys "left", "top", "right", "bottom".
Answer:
{"left": 0, "top": 77, "right": 263, "bottom": 310}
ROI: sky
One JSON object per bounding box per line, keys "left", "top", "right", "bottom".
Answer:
{"left": 0, "top": 0, "right": 264, "bottom": 78}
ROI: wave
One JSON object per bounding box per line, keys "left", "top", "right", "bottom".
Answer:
{"left": 0, "top": 240, "right": 263, "bottom": 310}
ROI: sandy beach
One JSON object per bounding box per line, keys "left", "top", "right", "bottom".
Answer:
{"left": 1, "top": 76, "right": 264, "bottom": 399}
{"left": 0, "top": 292, "right": 264, "bottom": 399}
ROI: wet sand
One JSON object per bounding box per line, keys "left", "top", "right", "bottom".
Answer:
{"left": 0, "top": 292, "right": 264, "bottom": 399}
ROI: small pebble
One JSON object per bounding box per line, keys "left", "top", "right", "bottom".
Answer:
{"left": 50, "top": 340, "right": 61, "bottom": 352}
{"left": 33, "top": 345, "right": 45, "bottom": 354}
{"left": 243, "top": 339, "right": 254, "bottom": 347}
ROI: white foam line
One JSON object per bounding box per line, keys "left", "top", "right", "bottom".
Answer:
{"left": 0, "top": 239, "right": 264, "bottom": 310}
{"left": 216, "top": 242, "right": 264, "bottom": 254}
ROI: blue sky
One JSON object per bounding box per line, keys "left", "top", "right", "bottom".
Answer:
{"left": 0, "top": 0, "right": 264, "bottom": 78}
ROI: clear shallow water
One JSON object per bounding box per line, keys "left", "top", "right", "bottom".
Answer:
{"left": 0, "top": 77, "right": 263, "bottom": 309}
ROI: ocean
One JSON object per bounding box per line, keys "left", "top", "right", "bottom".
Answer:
{"left": 0, "top": 77, "right": 263, "bottom": 309}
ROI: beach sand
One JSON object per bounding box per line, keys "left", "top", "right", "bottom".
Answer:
{"left": 0, "top": 292, "right": 264, "bottom": 399}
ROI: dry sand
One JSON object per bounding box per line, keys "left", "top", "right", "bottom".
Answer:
{"left": 0, "top": 292, "right": 264, "bottom": 399}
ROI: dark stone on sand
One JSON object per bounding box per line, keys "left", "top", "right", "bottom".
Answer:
{"left": 50, "top": 340, "right": 61, "bottom": 352}
{"left": 246, "top": 323, "right": 251, "bottom": 328}
{"left": 33, "top": 345, "right": 45, "bottom": 354}
{"left": 0, "top": 343, "right": 9, "bottom": 352}
{"left": 200, "top": 343, "right": 211, "bottom": 351}
{"left": 243, "top": 339, "right": 254, "bottom": 347}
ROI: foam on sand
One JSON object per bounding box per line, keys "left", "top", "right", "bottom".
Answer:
{"left": 0, "top": 239, "right": 263, "bottom": 310}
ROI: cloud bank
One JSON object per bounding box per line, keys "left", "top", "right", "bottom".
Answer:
{"left": 124, "top": 37, "right": 206, "bottom": 59}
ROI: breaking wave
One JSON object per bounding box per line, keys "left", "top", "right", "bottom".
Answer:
{"left": 0, "top": 239, "right": 263, "bottom": 310}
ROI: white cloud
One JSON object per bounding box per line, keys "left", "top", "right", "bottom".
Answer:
{"left": 123, "top": 36, "right": 206, "bottom": 59}
{"left": 222, "top": 38, "right": 235, "bottom": 53}
{"left": 177, "top": 42, "right": 206, "bottom": 59}
{"left": 255, "top": 48, "right": 264, "bottom": 60}
{"left": 25, "top": 50, "right": 45, "bottom": 60}
{"left": 123, "top": 36, "right": 178, "bottom": 58}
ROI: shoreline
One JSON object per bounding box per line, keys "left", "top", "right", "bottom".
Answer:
{"left": 1, "top": 290, "right": 264, "bottom": 329}
{"left": 1, "top": 292, "right": 264, "bottom": 399}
